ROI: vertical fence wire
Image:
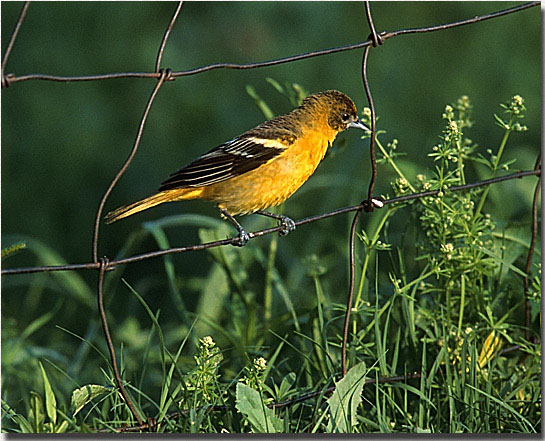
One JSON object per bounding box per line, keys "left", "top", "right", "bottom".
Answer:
{"left": 342, "top": 1, "right": 382, "bottom": 377}
{"left": 155, "top": 1, "right": 183, "bottom": 73}
{"left": 0, "top": 1, "right": 540, "bottom": 430}
{"left": 1, "top": 1, "right": 30, "bottom": 87}
{"left": 91, "top": 69, "right": 172, "bottom": 263}
{"left": 97, "top": 258, "right": 144, "bottom": 425}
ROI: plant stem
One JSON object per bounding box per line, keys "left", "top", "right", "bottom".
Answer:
{"left": 474, "top": 120, "right": 513, "bottom": 217}
{"left": 353, "top": 208, "right": 394, "bottom": 312}
{"left": 264, "top": 233, "right": 278, "bottom": 327}
{"left": 376, "top": 139, "right": 416, "bottom": 193}
{"left": 457, "top": 274, "right": 466, "bottom": 337}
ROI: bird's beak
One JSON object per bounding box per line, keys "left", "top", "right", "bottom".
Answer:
{"left": 349, "top": 118, "right": 371, "bottom": 132}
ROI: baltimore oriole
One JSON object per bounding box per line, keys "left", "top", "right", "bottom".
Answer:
{"left": 106, "top": 90, "right": 369, "bottom": 245}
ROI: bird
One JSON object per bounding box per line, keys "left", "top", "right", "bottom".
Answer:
{"left": 105, "top": 90, "right": 369, "bottom": 246}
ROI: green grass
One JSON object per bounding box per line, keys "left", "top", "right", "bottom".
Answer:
{"left": 1, "top": 87, "right": 540, "bottom": 433}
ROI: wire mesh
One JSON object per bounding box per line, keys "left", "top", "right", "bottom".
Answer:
{"left": 1, "top": 1, "right": 540, "bottom": 432}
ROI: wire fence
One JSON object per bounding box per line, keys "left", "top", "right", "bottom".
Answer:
{"left": 1, "top": 1, "right": 541, "bottom": 432}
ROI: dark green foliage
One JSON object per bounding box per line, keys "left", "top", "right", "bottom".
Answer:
{"left": 2, "top": 2, "right": 540, "bottom": 433}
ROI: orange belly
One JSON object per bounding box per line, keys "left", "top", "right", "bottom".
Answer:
{"left": 200, "top": 130, "right": 333, "bottom": 215}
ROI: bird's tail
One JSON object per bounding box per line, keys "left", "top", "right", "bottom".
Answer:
{"left": 105, "top": 188, "right": 204, "bottom": 224}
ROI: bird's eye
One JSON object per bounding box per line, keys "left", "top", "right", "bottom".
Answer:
{"left": 341, "top": 113, "right": 350, "bottom": 123}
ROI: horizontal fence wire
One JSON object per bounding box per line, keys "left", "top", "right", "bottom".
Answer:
{"left": 1, "top": 1, "right": 540, "bottom": 432}
{"left": 1, "top": 168, "right": 540, "bottom": 276}
{"left": 1, "top": 2, "right": 538, "bottom": 87}
{"left": 104, "top": 372, "right": 423, "bottom": 433}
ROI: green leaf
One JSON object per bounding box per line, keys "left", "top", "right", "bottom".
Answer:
{"left": 2, "top": 400, "right": 34, "bottom": 433}
{"left": 198, "top": 225, "right": 239, "bottom": 264}
{"left": 29, "top": 392, "right": 45, "bottom": 433}
{"left": 70, "top": 384, "right": 109, "bottom": 417}
{"left": 1, "top": 241, "right": 26, "bottom": 259}
{"left": 57, "top": 420, "right": 69, "bottom": 433}
{"left": 122, "top": 279, "right": 166, "bottom": 369}
{"left": 143, "top": 221, "right": 188, "bottom": 319}
{"left": 20, "top": 301, "right": 62, "bottom": 341}
{"left": 236, "top": 383, "right": 283, "bottom": 433}
{"left": 245, "top": 85, "right": 275, "bottom": 120}
{"left": 493, "top": 113, "right": 508, "bottom": 129}
{"left": 466, "top": 384, "right": 535, "bottom": 432}
{"left": 277, "top": 372, "right": 296, "bottom": 400}
{"left": 3, "top": 235, "right": 94, "bottom": 309}
{"left": 265, "top": 77, "right": 285, "bottom": 94}
{"left": 326, "top": 362, "right": 367, "bottom": 433}
{"left": 195, "top": 263, "right": 230, "bottom": 336}
{"left": 39, "top": 362, "right": 57, "bottom": 425}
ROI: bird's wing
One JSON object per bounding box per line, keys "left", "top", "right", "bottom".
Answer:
{"left": 158, "top": 131, "right": 297, "bottom": 190}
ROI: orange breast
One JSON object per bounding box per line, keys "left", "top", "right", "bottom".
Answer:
{"left": 200, "top": 129, "right": 335, "bottom": 215}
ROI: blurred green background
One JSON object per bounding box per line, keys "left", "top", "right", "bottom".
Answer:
{"left": 1, "top": 1, "right": 540, "bottom": 410}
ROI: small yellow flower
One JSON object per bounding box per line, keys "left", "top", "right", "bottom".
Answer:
{"left": 200, "top": 336, "right": 214, "bottom": 348}
{"left": 441, "top": 243, "right": 454, "bottom": 260}
{"left": 254, "top": 357, "right": 267, "bottom": 371}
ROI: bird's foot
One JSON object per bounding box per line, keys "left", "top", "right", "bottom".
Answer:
{"left": 231, "top": 228, "right": 250, "bottom": 247}
{"left": 255, "top": 210, "right": 296, "bottom": 237}
{"left": 219, "top": 207, "right": 250, "bottom": 247}
{"left": 277, "top": 215, "right": 296, "bottom": 237}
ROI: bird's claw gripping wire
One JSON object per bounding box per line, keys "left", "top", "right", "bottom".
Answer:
{"left": 255, "top": 210, "right": 296, "bottom": 237}
{"left": 278, "top": 215, "right": 296, "bottom": 237}
{"left": 220, "top": 208, "right": 250, "bottom": 247}
{"left": 232, "top": 229, "right": 250, "bottom": 247}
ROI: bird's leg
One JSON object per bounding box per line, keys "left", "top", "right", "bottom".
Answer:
{"left": 219, "top": 208, "right": 249, "bottom": 247}
{"left": 255, "top": 210, "right": 296, "bottom": 237}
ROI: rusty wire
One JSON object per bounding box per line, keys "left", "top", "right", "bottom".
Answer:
{"left": 1, "top": 0, "right": 541, "bottom": 432}
{"left": 2, "top": 168, "right": 540, "bottom": 276}
{"left": 106, "top": 339, "right": 532, "bottom": 433}
{"left": 1, "top": 1, "right": 30, "bottom": 88}
{"left": 155, "top": 1, "right": 183, "bottom": 73}
{"left": 91, "top": 68, "right": 172, "bottom": 264}
{"left": 0, "top": 2, "right": 538, "bottom": 87}
{"left": 87, "top": 3, "right": 183, "bottom": 421}
{"left": 97, "top": 257, "right": 144, "bottom": 426}
{"left": 342, "top": 1, "right": 382, "bottom": 376}
{"left": 89, "top": 67, "right": 175, "bottom": 420}
{"left": 102, "top": 371, "right": 422, "bottom": 433}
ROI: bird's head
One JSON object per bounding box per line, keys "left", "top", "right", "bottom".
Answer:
{"left": 302, "top": 90, "right": 370, "bottom": 133}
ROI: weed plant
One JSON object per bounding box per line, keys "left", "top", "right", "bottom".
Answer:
{"left": 1, "top": 83, "right": 540, "bottom": 433}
